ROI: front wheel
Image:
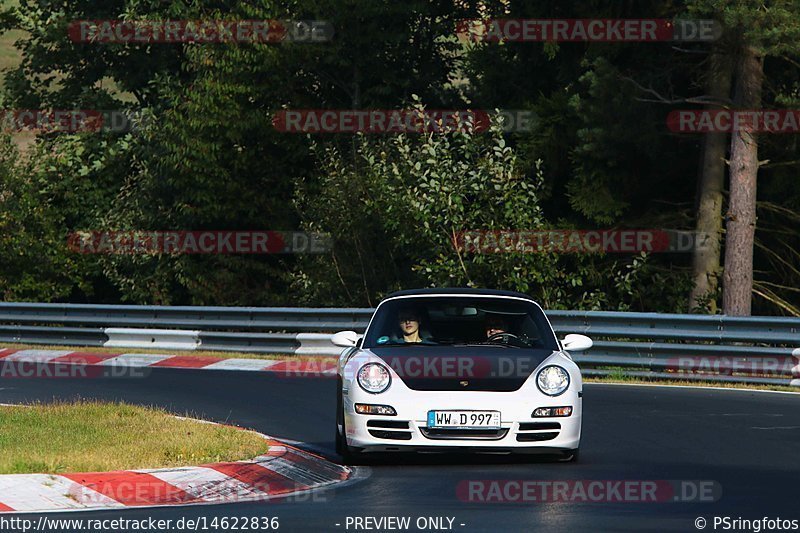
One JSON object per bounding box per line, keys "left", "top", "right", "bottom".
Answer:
{"left": 334, "top": 416, "right": 346, "bottom": 456}
{"left": 335, "top": 380, "right": 360, "bottom": 464}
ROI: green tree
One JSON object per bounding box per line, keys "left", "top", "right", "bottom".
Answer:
{"left": 294, "top": 104, "right": 693, "bottom": 310}
{"left": 688, "top": 0, "right": 800, "bottom": 315}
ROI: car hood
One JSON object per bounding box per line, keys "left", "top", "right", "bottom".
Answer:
{"left": 365, "top": 345, "right": 556, "bottom": 392}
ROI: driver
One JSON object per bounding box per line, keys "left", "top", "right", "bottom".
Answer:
{"left": 485, "top": 315, "right": 510, "bottom": 338}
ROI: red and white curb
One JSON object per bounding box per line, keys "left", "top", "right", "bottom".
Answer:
{"left": 0, "top": 434, "right": 351, "bottom": 513}
{"left": 0, "top": 348, "right": 337, "bottom": 377}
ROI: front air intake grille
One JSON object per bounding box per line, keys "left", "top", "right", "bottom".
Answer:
{"left": 516, "top": 431, "right": 559, "bottom": 442}
{"left": 368, "top": 429, "right": 413, "bottom": 440}
{"left": 518, "top": 422, "right": 561, "bottom": 431}
{"left": 420, "top": 428, "right": 509, "bottom": 440}
{"left": 367, "top": 420, "right": 410, "bottom": 429}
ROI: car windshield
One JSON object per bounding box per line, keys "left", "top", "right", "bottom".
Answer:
{"left": 362, "top": 296, "right": 558, "bottom": 350}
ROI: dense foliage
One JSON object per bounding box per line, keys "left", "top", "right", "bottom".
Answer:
{"left": 0, "top": 0, "right": 798, "bottom": 314}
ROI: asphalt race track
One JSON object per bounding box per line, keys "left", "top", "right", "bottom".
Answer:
{"left": 2, "top": 369, "right": 799, "bottom": 532}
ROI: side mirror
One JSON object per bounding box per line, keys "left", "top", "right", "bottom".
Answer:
{"left": 332, "top": 330, "right": 359, "bottom": 348}
{"left": 560, "top": 333, "right": 593, "bottom": 352}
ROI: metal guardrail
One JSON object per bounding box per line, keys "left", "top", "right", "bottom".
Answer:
{"left": 0, "top": 302, "right": 797, "bottom": 386}
{"left": 0, "top": 303, "right": 372, "bottom": 331}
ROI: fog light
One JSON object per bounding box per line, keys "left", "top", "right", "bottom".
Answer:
{"left": 533, "top": 406, "right": 572, "bottom": 417}
{"left": 355, "top": 403, "right": 397, "bottom": 416}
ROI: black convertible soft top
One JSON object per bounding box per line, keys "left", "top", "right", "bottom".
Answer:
{"left": 386, "top": 287, "right": 536, "bottom": 301}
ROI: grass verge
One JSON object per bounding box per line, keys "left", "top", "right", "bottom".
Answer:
{"left": 0, "top": 401, "right": 270, "bottom": 474}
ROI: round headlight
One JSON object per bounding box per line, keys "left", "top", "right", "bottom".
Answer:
{"left": 357, "top": 363, "right": 391, "bottom": 394}
{"left": 537, "top": 365, "right": 570, "bottom": 396}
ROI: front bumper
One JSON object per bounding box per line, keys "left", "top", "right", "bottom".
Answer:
{"left": 344, "top": 388, "right": 582, "bottom": 453}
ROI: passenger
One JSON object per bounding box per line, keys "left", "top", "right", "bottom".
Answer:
{"left": 485, "top": 315, "right": 510, "bottom": 338}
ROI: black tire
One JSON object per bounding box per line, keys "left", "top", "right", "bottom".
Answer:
{"left": 334, "top": 416, "right": 346, "bottom": 456}
{"left": 335, "top": 411, "right": 353, "bottom": 460}
{"left": 335, "top": 378, "right": 360, "bottom": 464}
{"left": 335, "top": 378, "right": 345, "bottom": 456}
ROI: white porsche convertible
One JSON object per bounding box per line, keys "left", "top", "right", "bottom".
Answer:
{"left": 333, "top": 288, "right": 592, "bottom": 463}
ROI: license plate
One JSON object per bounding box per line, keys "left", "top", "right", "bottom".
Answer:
{"left": 427, "top": 410, "right": 501, "bottom": 429}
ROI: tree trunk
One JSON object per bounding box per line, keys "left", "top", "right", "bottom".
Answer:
{"left": 689, "top": 49, "right": 733, "bottom": 313}
{"left": 722, "top": 46, "right": 763, "bottom": 316}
